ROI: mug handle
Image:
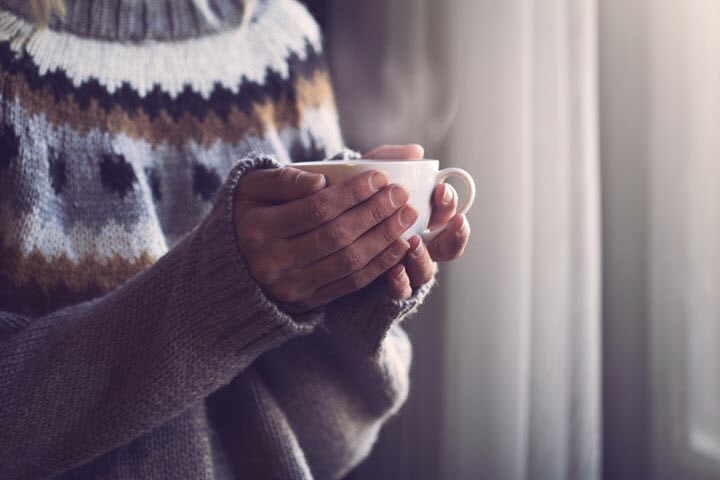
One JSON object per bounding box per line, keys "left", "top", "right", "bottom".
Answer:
{"left": 421, "top": 167, "right": 476, "bottom": 243}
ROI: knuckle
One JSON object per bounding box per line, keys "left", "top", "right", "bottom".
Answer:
{"left": 378, "top": 248, "right": 402, "bottom": 270}
{"left": 239, "top": 170, "right": 261, "bottom": 184}
{"left": 436, "top": 204, "right": 454, "bottom": 217}
{"left": 278, "top": 166, "right": 299, "bottom": 185}
{"left": 439, "top": 240, "right": 454, "bottom": 261}
{"left": 350, "top": 185, "right": 370, "bottom": 205}
{"left": 319, "top": 224, "right": 350, "bottom": 252}
{"left": 394, "top": 240, "right": 411, "bottom": 257}
{"left": 345, "top": 272, "right": 367, "bottom": 291}
{"left": 274, "top": 283, "right": 303, "bottom": 303}
{"left": 382, "top": 223, "right": 401, "bottom": 243}
{"left": 453, "top": 228, "right": 470, "bottom": 252}
{"left": 237, "top": 226, "right": 266, "bottom": 251}
{"left": 429, "top": 241, "right": 449, "bottom": 262}
{"left": 390, "top": 278, "right": 409, "bottom": 300}
{"left": 235, "top": 170, "right": 261, "bottom": 195}
{"left": 419, "top": 262, "right": 438, "bottom": 283}
{"left": 367, "top": 200, "right": 386, "bottom": 224}
{"left": 306, "top": 196, "right": 333, "bottom": 225}
{"left": 272, "top": 247, "right": 296, "bottom": 271}
{"left": 336, "top": 247, "right": 366, "bottom": 274}
{"left": 250, "top": 263, "right": 278, "bottom": 286}
{"left": 377, "top": 246, "right": 402, "bottom": 272}
{"left": 376, "top": 255, "right": 395, "bottom": 272}
{"left": 349, "top": 174, "right": 373, "bottom": 203}
{"left": 394, "top": 268, "right": 409, "bottom": 285}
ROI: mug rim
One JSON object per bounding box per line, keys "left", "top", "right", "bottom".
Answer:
{"left": 291, "top": 159, "right": 440, "bottom": 167}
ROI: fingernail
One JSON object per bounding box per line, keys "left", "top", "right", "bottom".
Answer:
{"left": 400, "top": 205, "right": 418, "bottom": 227}
{"left": 408, "top": 235, "right": 422, "bottom": 255}
{"left": 300, "top": 171, "right": 325, "bottom": 187}
{"left": 390, "top": 185, "right": 409, "bottom": 207}
{"left": 371, "top": 170, "right": 389, "bottom": 189}
{"left": 394, "top": 240, "right": 410, "bottom": 257}
{"left": 394, "top": 265, "right": 406, "bottom": 278}
{"left": 409, "top": 144, "right": 425, "bottom": 158}
{"left": 442, "top": 184, "right": 453, "bottom": 203}
{"left": 412, "top": 240, "right": 424, "bottom": 256}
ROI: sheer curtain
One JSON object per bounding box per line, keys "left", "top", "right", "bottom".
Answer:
{"left": 602, "top": 0, "right": 720, "bottom": 478}
{"left": 441, "top": 1, "right": 600, "bottom": 479}
{"left": 327, "top": 1, "right": 601, "bottom": 479}
{"left": 323, "top": 0, "right": 720, "bottom": 477}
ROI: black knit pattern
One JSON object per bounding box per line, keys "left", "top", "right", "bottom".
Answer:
{"left": 0, "top": 40, "right": 326, "bottom": 122}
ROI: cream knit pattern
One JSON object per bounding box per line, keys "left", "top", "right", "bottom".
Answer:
{"left": 0, "top": 0, "right": 433, "bottom": 478}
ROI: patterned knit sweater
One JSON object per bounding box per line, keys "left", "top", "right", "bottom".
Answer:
{"left": 0, "top": 1, "right": 433, "bottom": 478}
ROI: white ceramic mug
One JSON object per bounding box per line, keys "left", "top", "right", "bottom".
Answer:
{"left": 291, "top": 159, "right": 476, "bottom": 241}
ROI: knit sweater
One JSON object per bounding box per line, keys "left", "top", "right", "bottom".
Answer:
{"left": 0, "top": 1, "right": 433, "bottom": 479}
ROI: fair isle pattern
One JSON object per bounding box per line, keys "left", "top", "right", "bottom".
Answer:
{"left": 0, "top": 0, "right": 322, "bottom": 98}
{"left": 0, "top": 203, "right": 167, "bottom": 263}
{"left": 0, "top": 1, "right": 428, "bottom": 479}
{"left": 0, "top": 0, "right": 343, "bottom": 317}
{"left": 1, "top": 60, "right": 338, "bottom": 148}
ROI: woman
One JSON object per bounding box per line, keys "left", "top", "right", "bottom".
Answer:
{"left": 0, "top": 0, "right": 471, "bottom": 478}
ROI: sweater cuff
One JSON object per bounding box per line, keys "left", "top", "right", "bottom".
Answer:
{"left": 324, "top": 278, "right": 435, "bottom": 356}
{"left": 191, "top": 155, "right": 322, "bottom": 356}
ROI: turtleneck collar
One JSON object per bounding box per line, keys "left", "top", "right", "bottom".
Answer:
{"left": 0, "top": 0, "right": 249, "bottom": 42}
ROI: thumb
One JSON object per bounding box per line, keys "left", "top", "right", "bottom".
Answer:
{"left": 236, "top": 167, "right": 326, "bottom": 203}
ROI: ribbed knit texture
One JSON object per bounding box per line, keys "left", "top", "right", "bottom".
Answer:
{"left": 0, "top": 1, "right": 433, "bottom": 479}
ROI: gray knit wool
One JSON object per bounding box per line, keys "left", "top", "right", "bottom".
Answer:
{"left": 0, "top": 0, "right": 434, "bottom": 479}
{"left": 0, "top": 0, "right": 248, "bottom": 41}
{"left": 0, "top": 155, "right": 431, "bottom": 480}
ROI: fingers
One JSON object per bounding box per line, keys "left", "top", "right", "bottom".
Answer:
{"left": 287, "top": 239, "right": 411, "bottom": 311}
{"left": 263, "top": 169, "right": 390, "bottom": 238}
{"left": 387, "top": 264, "right": 412, "bottom": 300}
{"left": 428, "top": 183, "right": 459, "bottom": 229}
{"left": 427, "top": 214, "right": 471, "bottom": 262}
{"left": 404, "top": 235, "right": 437, "bottom": 287}
{"left": 363, "top": 144, "right": 424, "bottom": 160}
{"left": 236, "top": 167, "right": 326, "bottom": 203}
{"left": 287, "top": 193, "right": 418, "bottom": 267}
{"left": 292, "top": 200, "right": 417, "bottom": 289}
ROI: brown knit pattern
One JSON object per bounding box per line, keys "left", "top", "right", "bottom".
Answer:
{"left": 0, "top": 1, "right": 431, "bottom": 479}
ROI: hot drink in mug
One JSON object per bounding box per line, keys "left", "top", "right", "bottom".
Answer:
{"left": 291, "top": 159, "right": 476, "bottom": 241}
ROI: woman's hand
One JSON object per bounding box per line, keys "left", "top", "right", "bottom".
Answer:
{"left": 233, "top": 165, "right": 418, "bottom": 313}
{"left": 362, "top": 145, "right": 472, "bottom": 300}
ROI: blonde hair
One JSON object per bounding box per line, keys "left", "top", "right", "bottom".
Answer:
{"left": 31, "top": 0, "right": 252, "bottom": 27}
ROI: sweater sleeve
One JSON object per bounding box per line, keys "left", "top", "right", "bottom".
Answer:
{"left": 0, "top": 156, "right": 321, "bottom": 479}
{"left": 247, "top": 278, "right": 434, "bottom": 480}
{"left": 324, "top": 277, "right": 435, "bottom": 354}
